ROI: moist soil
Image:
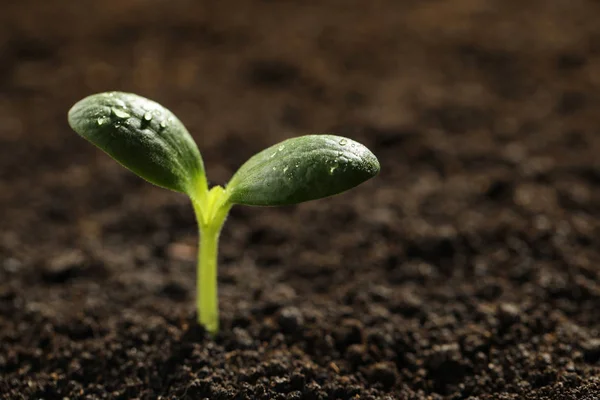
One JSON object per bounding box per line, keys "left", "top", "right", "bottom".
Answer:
{"left": 1, "top": 1, "right": 600, "bottom": 399}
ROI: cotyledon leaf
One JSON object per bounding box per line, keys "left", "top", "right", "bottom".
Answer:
{"left": 226, "top": 135, "right": 380, "bottom": 206}
{"left": 68, "top": 92, "right": 206, "bottom": 196}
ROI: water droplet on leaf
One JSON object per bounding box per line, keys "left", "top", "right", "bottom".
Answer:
{"left": 143, "top": 112, "right": 153, "bottom": 122}
{"left": 96, "top": 117, "right": 110, "bottom": 126}
{"left": 339, "top": 138, "right": 348, "bottom": 146}
{"left": 111, "top": 107, "right": 130, "bottom": 119}
{"left": 329, "top": 161, "right": 339, "bottom": 175}
{"left": 159, "top": 120, "right": 168, "bottom": 130}
{"left": 278, "top": 145, "right": 285, "bottom": 151}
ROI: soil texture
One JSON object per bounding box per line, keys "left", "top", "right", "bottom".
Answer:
{"left": 1, "top": 1, "right": 600, "bottom": 399}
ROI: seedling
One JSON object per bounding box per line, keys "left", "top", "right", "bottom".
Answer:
{"left": 68, "top": 92, "right": 380, "bottom": 335}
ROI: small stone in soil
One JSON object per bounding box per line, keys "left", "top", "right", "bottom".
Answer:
{"left": 166, "top": 241, "right": 196, "bottom": 262}
{"left": 2, "top": 258, "right": 21, "bottom": 273}
{"left": 367, "top": 362, "right": 398, "bottom": 389}
{"left": 232, "top": 327, "right": 254, "bottom": 349}
{"left": 334, "top": 318, "right": 364, "bottom": 350}
{"left": 42, "top": 250, "right": 87, "bottom": 283}
{"left": 277, "top": 306, "right": 304, "bottom": 333}
{"left": 271, "top": 376, "right": 290, "bottom": 393}
{"left": 582, "top": 338, "right": 600, "bottom": 363}
{"left": 497, "top": 302, "right": 521, "bottom": 325}
{"left": 287, "top": 391, "right": 302, "bottom": 400}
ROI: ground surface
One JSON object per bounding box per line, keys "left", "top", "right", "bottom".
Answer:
{"left": 1, "top": 1, "right": 599, "bottom": 399}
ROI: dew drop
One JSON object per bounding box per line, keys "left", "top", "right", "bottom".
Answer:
{"left": 143, "top": 112, "right": 153, "bottom": 122}
{"left": 339, "top": 138, "right": 348, "bottom": 146}
{"left": 283, "top": 166, "right": 289, "bottom": 173}
{"left": 272, "top": 166, "right": 277, "bottom": 171}
{"left": 329, "top": 161, "right": 339, "bottom": 175}
{"left": 111, "top": 107, "right": 130, "bottom": 119}
{"left": 96, "top": 116, "right": 110, "bottom": 126}
{"left": 159, "top": 120, "right": 168, "bottom": 130}
{"left": 278, "top": 145, "right": 285, "bottom": 151}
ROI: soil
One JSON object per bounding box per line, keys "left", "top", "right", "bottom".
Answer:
{"left": 1, "top": 1, "right": 599, "bottom": 399}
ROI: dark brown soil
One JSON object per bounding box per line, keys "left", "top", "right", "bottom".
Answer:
{"left": 1, "top": 1, "right": 600, "bottom": 399}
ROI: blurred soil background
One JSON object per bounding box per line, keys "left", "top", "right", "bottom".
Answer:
{"left": 0, "top": 0, "right": 599, "bottom": 399}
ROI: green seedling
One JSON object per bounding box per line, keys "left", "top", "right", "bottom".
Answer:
{"left": 68, "top": 92, "right": 380, "bottom": 335}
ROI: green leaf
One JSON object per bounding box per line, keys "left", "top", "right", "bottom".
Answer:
{"left": 226, "top": 135, "right": 380, "bottom": 206}
{"left": 68, "top": 92, "right": 206, "bottom": 196}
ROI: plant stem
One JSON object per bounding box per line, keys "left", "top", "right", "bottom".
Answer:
{"left": 191, "top": 185, "right": 231, "bottom": 336}
{"left": 197, "top": 224, "right": 220, "bottom": 335}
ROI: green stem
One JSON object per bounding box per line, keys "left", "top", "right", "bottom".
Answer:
{"left": 191, "top": 185, "right": 231, "bottom": 336}
{"left": 197, "top": 224, "right": 220, "bottom": 335}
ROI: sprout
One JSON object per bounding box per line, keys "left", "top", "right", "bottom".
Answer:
{"left": 68, "top": 92, "right": 380, "bottom": 335}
